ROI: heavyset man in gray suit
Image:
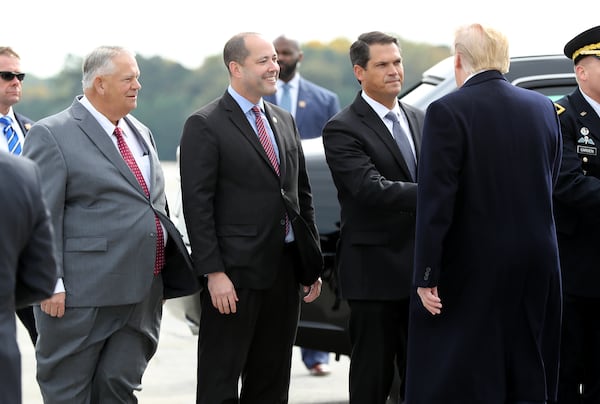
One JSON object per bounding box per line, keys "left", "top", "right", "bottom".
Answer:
{"left": 23, "top": 46, "right": 198, "bottom": 404}
{"left": 0, "top": 152, "right": 56, "bottom": 404}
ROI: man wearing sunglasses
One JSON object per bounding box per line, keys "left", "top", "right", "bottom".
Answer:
{"left": 0, "top": 46, "right": 38, "bottom": 346}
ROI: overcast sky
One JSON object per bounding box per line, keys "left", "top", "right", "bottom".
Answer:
{"left": 12, "top": 0, "right": 598, "bottom": 78}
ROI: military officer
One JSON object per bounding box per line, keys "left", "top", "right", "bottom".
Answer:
{"left": 553, "top": 25, "right": 600, "bottom": 404}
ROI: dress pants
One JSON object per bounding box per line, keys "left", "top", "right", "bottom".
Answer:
{"left": 196, "top": 244, "right": 301, "bottom": 404}
{"left": 556, "top": 295, "right": 600, "bottom": 403}
{"left": 301, "top": 347, "right": 329, "bottom": 369}
{"left": 348, "top": 298, "right": 409, "bottom": 404}
{"left": 34, "top": 275, "right": 163, "bottom": 404}
{"left": 16, "top": 306, "right": 38, "bottom": 344}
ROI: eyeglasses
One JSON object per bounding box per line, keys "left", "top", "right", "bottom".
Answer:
{"left": 0, "top": 71, "right": 25, "bottom": 82}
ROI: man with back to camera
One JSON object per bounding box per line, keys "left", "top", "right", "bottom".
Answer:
{"left": 407, "top": 23, "right": 562, "bottom": 404}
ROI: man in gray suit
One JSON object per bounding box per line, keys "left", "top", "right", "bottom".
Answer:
{"left": 0, "top": 152, "right": 56, "bottom": 404}
{"left": 23, "top": 46, "right": 198, "bottom": 404}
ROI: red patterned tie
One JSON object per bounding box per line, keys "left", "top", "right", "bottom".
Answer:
{"left": 113, "top": 127, "right": 165, "bottom": 275}
{"left": 251, "top": 106, "right": 280, "bottom": 174}
{"left": 251, "top": 106, "right": 289, "bottom": 236}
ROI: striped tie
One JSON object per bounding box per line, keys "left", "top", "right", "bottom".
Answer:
{"left": 251, "top": 106, "right": 289, "bottom": 236}
{"left": 251, "top": 106, "right": 280, "bottom": 174}
{"left": 1, "top": 116, "right": 22, "bottom": 155}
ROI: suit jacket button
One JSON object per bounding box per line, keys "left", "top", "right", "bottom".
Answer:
{"left": 280, "top": 219, "right": 286, "bottom": 226}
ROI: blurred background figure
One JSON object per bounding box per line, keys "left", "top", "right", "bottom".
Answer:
{"left": 266, "top": 34, "right": 341, "bottom": 376}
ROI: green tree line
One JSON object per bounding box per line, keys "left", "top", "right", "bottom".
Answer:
{"left": 19, "top": 37, "right": 450, "bottom": 161}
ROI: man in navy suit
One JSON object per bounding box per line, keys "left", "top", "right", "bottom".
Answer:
{"left": 266, "top": 34, "right": 341, "bottom": 376}
{"left": 0, "top": 46, "right": 38, "bottom": 345}
{"left": 407, "top": 24, "right": 562, "bottom": 404}
{"left": 265, "top": 35, "right": 340, "bottom": 140}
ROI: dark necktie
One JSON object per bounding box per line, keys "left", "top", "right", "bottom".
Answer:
{"left": 251, "top": 106, "right": 289, "bottom": 236}
{"left": 113, "top": 127, "right": 165, "bottom": 275}
{"left": 280, "top": 83, "right": 292, "bottom": 113}
{"left": 386, "top": 111, "right": 416, "bottom": 181}
{"left": 1, "top": 115, "right": 22, "bottom": 155}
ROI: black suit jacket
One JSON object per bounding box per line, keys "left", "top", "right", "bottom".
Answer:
{"left": 323, "top": 92, "right": 424, "bottom": 300}
{"left": 0, "top": 153, "right": 56, "bottom": 404}
{"left": 15, "top": 112, "right": 34, "bottom": 135}
{"left": 179, "top": 91, "right": 319, "bottom": 289}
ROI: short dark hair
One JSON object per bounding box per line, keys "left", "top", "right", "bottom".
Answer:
{"left": 223, "top": 32, "right": 260, "bottom": 72}
{"left": 349, "top": 31, "right": 399, "bottom": 68}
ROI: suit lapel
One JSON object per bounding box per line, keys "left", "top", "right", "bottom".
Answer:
{"left": 264, "top": 103, "right": 289, "bottom": 179}
{"left": 223, "top": 93, "right": 282, "bottom": 180}
{"left": 354, "top": 95, "right": 413, "bottom": 179}
{"left": 573, "top": 89, "right": 600, "bottom": 138}
{"left": 401, "top": 103, "right": 422, "bottom": 156}
{"left": 123, "top": 115, "right": 163, "bottom": 200}
{"left": 71, "top": 100, "right": 146, "bottom": 197}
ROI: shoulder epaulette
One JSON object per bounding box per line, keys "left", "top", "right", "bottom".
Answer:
{"left": 555, "top": 102, "right": 566, "bottom": 116}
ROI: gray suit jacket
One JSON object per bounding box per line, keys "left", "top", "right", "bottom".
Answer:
{"left": 0, "top": 152, "right": 56, "bottom": 404}
{"left": 23, "top": 96, "right": 197, "bottom": 307}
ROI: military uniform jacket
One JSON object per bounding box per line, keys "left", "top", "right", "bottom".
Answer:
{"left": 554, "top": 88, "right": 600, "bottom": 297}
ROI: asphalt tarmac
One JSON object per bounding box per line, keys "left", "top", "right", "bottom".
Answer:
{"left": 18, "top": 303, "right": 351, "bottom": 403}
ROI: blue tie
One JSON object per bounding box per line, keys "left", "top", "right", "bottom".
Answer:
{"left": 280, "top": 83, "right": 292, "bottom": 112}
{"left": 386, "top": 111, "right": 416, "bottom": 181}
{"left": 0, "top": 115, "right": 22, "bottom": 155}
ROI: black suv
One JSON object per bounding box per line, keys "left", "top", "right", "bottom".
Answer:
{"left": 167, "top": 54, "right": 577, "bottom": 360}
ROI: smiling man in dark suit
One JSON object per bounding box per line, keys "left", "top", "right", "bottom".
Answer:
{"left": 265, "top": 34, "right": 341, "bottom": 376}
{"left": 180, "top": 32, "right": 323, "bottom": 404}
{"left": 322, "top": 31, "right": 423, "bottom": 404}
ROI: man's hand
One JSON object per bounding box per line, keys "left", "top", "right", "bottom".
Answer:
{"left": 207, "top": 272, "right": 238, "bottom": 314}
{"left": 40, "top": 292, "right": 66, "bottom": 318}
{"left": 302, "top": 277, "right": 322, "bottom": 303}
{"left": 417, "top": 286, "right": 442, "bottom": 315}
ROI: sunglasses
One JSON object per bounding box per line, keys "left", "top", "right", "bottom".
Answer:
{"left": 0, "top": 71, "right": 25, "bottom": 82}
